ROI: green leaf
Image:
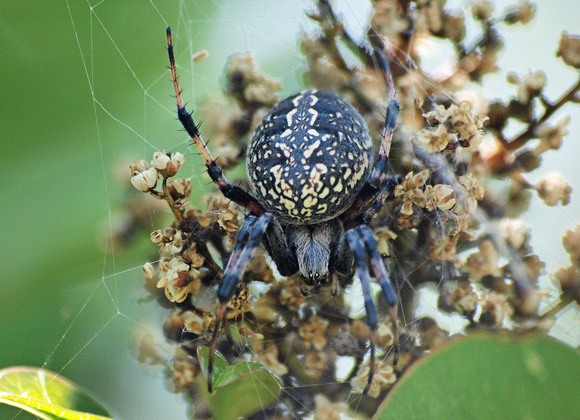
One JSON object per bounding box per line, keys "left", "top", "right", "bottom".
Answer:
{"left": 197, "top": 346, "right": 281, "bottom": 419}
{"left": 0, "top": 367, "right": 113, "bottom": 420}
{"left": 376, "top": 335, "right": 580, "bottom": 420}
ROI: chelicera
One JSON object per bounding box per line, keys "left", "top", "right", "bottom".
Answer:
{"left": 167, "top": 27, "right": 400, "bottom": 394}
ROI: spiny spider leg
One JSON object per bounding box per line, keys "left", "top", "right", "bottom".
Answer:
{"left": 166, "top": 27, "right": 265, "bottom": 215}
{"left": 345, "top": 225, "right": 399, "bottom": 394}
{"left": 342, "top": 49, "right": 400, "bottom": 222}
{"left": 356, "top": 225, "right": 399, "bottom": 364}
{"left": 372, "top": 48, "right": 399, "bottom": 160}
{"left": 345, "top": 229, "right": 380, "bottom": 395}
{"left": 208, "top": 214, "right": 273, "bottom": 392}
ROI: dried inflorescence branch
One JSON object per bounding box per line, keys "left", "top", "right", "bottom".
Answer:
{"left": 123, "top": 0, "right": 579, "bottom": 417}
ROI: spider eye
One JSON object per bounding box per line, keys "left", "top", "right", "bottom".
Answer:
{"left": 302, "top": 272, "right": 329, "bottom": 287}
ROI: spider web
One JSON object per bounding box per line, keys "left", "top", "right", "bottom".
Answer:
{"left": 2, "top": 0, "right": 579, "bottom": 419}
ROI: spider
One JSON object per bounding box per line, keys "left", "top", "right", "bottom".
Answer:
{"left": 166, "top": 27, "right": 400, "bottom": 395}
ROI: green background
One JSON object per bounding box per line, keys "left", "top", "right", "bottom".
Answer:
{"left": 1, "top": 1, "right": 579, "bottom": 419}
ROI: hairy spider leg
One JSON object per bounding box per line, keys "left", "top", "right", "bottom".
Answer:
{"left": 208, "top": 214, "right": 273, "bottom": 392}
{"left": 166, "top": 27, "right": 265, "bottom": 215}
{"left": 345, "top": 229, "right": 380, "bottom": 394}
{"left": 356, "top": 225, "right": 399, "bottom": 365}
{"left": 373, "top": 48, "right": 399, "bottom": 160}
{"left": 342, "top": 49, "right": 400, "bottom": 223}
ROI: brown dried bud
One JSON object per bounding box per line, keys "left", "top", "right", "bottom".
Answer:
{"left": 497, "top": 218, "right": 530, "bottom": 251}
{"left": 375, "top": 227, "right": 397, "bottom": 256}
{"left": 253, "top": 342, "right": 288, "bottom": 376}
{"left": 143, "top": 262, "right": 155, "bottom": 279}
{"left": 183, "top": 244, "right": 204, "bottom": 268}
{"left": 464, "top": 239, "right": 501, "bottom": 282}
{"left": 554, "top": 265, "right": 580, "bottom": 299}
{"left": 152, "top": 151, "right": 184, "bottom": 178}
{"left": 167, "top": 177, "right": 192, "bottom": 200}
{"left": 451, "top": 282, "right": 479, "bottom": 318}
{"left": 471, "top": 0, "right": 494, "bottom": 21}
{"left": 131, "top": 168, "right": 158, "bottom": 192}
{"left": 535, "top": 116, "right": 570, "bottom": 153}
{"left": 303, "top": 350, "right": 328, "bottom": 379}
{"left": 192, "top": 49, "right": 209, "bottom": 62}
{"left": 563, "top": 225, "right": 580, "bottom": 263}
{"left": 557, "top": 32, "right": 580, "bottom": 69}
{"left": 479, "top": 292, "right": 511, "bottom": 327}
{"left": 507, "top": 70, "right": 546, "bottom": 104}
{"left": 183, "top": 311, "right": 206, "bottom": 335}
{"left": 172, "top": 348, "right": 196, "bottom": 388}
{"left": 504, "top": 0, "right": 535, "bottom": 25}
{"left": 299, "top": 316, "right": 329, "bottom": 351}
{"left": 535, "top": 171, "right": 572, "bottom": 206}
{"left": 150, "top": 230, "right": 163, "bottom": 244}
{"left": 352, "top": 360, "right": 396, "bottom": 398}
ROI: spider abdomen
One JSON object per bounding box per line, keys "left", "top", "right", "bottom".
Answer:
{"left": 247, "top": 90, "right": 373, "bottom": 224}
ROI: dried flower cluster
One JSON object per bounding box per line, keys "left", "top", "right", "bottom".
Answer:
{"left": 124, "top": 1, "right": 580, "bottom": 418}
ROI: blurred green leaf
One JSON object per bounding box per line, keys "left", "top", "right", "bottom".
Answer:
{"left": 376, "top": 335, "right": 580, "bottom": 419}
{"left": 0, "top": 367, "right": 113, "bottom": 420}
{"left": 197, "top": 346, "right": 281, "bottom": 419}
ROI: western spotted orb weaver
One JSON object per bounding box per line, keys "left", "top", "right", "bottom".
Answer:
{"left": 166, "top": 27, "right": 400, "bottom": 394}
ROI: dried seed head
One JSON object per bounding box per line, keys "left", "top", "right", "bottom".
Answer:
{"left": 183, "top": 311, "right": 206, "bottom": 335}
{"left": 253, "top": 342, "right": 288, "bottom": 376}
{"left": 479, "top": 291, "right": 511, "bottom": 327}
{"left": 251, "top": 295, "right": 278, "bottom": 322}
{"left": 535, "top": 116, "right": 570, "bottom": 153}
{"left": 375, "top": 227, "right": 398, "bottom": 256}
{"left": 131, "top": 168, "right": 158, "bottom": 192}
{"left": 377, "top": 323, "right": 396, "bottom": 348}
{"left": 303, "top": 350, "right": 328, "bottom": 379}
{"left": 504, "top": 0, "right": 536, "bottom": 25}
{"left": 464, "top": 239, "right": 501, "bottom": 282}
{"left": 299, "top": 316, "right": 329, "bottom": 351}
{"left": 152, "top": 151, "right": 185, "bottom": 178}
{"left": 413, "top": 123, "right": 451, "bottom": 152}
{"left": 191, "top": 49, "right": 209, "bottom": 62}
{"left": 167, "top": 177, "right": 192, "bottom": 199}
{"left": 535, "top": 171, "right": 572, "bottom": 206}
{"left": 349, "top": 319, "right": 370, "bottom": 343}
{"left": 150, "top": 230, "right": 164, "bottom": 244}
{"left": 562, "top": 225, "right": 580, "bottom": 263}
{"left": 417, "top": 317, "right": 449, "bottom": 349}
{"left": 224, "top": 284, "right": 251, "bottom": 319}
{"left": 226, "top": 52, "right": 281, "bottom": 106}
{"left": 352, "top": 360, "right": 396, "bottom": 398}
{"left": 313, "top": 394, "right": 348, "bottom": 420}
{"left": 555, "top": 265, "right": 580, "bottom": 298}
{"left": 507, "top": 70, "right": 547, "bottom": 103}
{"left": 497, "top": 218, "right": 530, "bottom": 251}
{"left": 182, "top": 243, "right": 204, "bottom": 268}
{"left": 557, "top": 32, "right": 580, "bottom": 69}
{"left": 156, "top": 258, "right": 199, "bottom": 303}
{"left": 143, "top": 262, "right": 155, "bottom": 279}
{"left": 471, "top": 0, "right": 494, "bottom": 21}
{"left": 172, "top": 348, "right": 197, "bottom": 388}
{"left": 451, "top": 282, "right": 479, "bottom": 318}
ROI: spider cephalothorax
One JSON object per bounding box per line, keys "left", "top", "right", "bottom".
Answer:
{"left": 166, "top": 27, "right": 400, "bottom": 395}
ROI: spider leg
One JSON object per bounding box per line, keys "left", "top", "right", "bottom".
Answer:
{"left": 356, "top": 225, "right": 399, "bottom": 365}
{"left": 342, "top": 49, "right": 400, "bottom": 223}
{"left": 345, "top": 229, "right": 379, "bottom": 395}
{"left": 345, "top": 225, "right": 399, "bottom": 395}
{"left": 166, "top": 27, "right": 265, "bottom": 215}
{"left": 262, "top": 217, "right": 299, "bottom": 276}
{"left": 208, "top": 213, "right": 273, "bottom": 392}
